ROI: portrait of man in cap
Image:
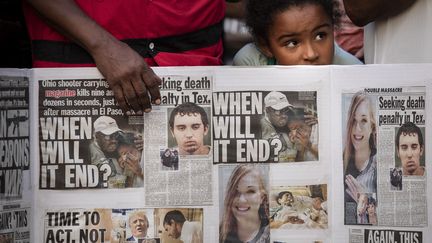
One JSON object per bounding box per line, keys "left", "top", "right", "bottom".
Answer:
{"left": 260, "top": 91, "right": 318, "bottom": 162}
{"left": 89, "top": 116, "right": 144, "bottom": 188}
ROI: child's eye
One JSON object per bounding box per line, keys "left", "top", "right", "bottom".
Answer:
{"left": 285, "top": 40, "right": 298, "bottom": 48}
{"left": 315, "top": 32, "right": 327, "bottom": 41}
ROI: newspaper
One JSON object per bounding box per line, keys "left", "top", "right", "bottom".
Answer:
{"left": 38, "top": 78, "right": 144, "bottom": 189}
{"left": 0, "top": 203, "right": 30, "bottom": 243}
{"left": 0, "top": 74, "right": 29, "bottom": 200}
{"left": 269, "top": 184, "right": 328, "bottom": 230}
{"left": 144, "top": 74, "right": 213, "bottom": 206}
{"left": 213, "top": 91, "right": 318, "bottom": 163}
{"left": 349, "top": 228, "right": 423, "bottom": 243}
{"left": 0, "top": 65, "right": 431, "bottom": 243}
{"left": 342, "top": 87, "right": 427, "bottom": 227}
{"left": 43, "top": 207, "right": 203, "bottom": 243}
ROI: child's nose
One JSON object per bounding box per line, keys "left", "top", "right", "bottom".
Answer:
{"left": 303, "top": 43, "right": 319, "bottom": 63}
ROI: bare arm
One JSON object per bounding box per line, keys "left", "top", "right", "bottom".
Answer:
{"left": 343, "top": 0, "right": 417, "bottom": 26}
{"left": 26, "top": 0, "right": 161, "bottom": 113}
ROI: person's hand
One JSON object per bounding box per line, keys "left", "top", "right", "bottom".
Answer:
{"left": 133, "top": 133, "right": 144, "bottom": 151}
{"left": 91, "top": 38, "right": 161, "bottom": 114}
{"left": 312, "top": 197, "right": 322, "bottom": 210}
{"left": 345, "top": 174, "right": 365, "bottom": 202}
{"left": 304, "top": 114, "right": 318, "bottom": 126}
{"left": 24, "top": 0, "right": 162, "bottom": 113}
{"left": 119, "top": 151, "right": 143, "bottom": 178}
{"left": 293, "top": 126, "right": 311, "bottom": 151}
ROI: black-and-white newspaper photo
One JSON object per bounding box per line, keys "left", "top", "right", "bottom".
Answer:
{"left": 213, "top": 91, "right": 318, "bottom": 163}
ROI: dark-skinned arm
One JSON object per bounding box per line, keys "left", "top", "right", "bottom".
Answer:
{"left": 343, "top": 0, "right": 417, "bottom": 26}
{"left": 26, "top": 0, "right": 161, "bottom": 113}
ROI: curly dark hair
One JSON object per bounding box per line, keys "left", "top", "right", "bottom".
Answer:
{"left": 246, "top": 0, "right": 341, "bottom": 46}
{"left": 169, "top": 102, "right": 209, "bottom": 129}
{"left": 395, "top": 122, "right": 424, "bottom": 148}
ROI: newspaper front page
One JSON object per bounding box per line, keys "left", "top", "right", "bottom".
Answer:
{"left": 144, "top": 74, "right": 213, "bottom": 206}
{"left": 333, "top": 65, "right": 431, "bottom": 243}
{"left": 38, "top": 78, "right": 144, "bottom": 189}
{"left": 342, "top": 87, "right": 426, "bottom": 227}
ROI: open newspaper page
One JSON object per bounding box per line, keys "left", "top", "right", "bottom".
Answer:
{"left": 144, "top": 74, "right": 213, "bottom": 206}
{"left": 38, "top": 77, "right": 144, "bottom": 189}
{"left": 342, "top": 87, "right": 426, "bottom": 227}
{"left": 0, "top": 69, "right": 31, "bottom": 243}
{"left": 43, "top": 207, "right": 203, "bottom": 243}
{"left": 332, "top": 65, "right": 432, "bottom": 243}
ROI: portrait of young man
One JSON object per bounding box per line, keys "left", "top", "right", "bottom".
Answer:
{"left": 395, "top": 122, "right": 425, "bottom": 176}
{"left": 168, "top": 102, "right": 211, "bottom": 156}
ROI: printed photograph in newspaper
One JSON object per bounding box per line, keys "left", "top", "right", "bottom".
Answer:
{"left": 389, "top": 167, "right": 403, "bottom": 191}
{"left": 167, "top": 103, "right": 211, "bottom": 157}
{"left": 269, "top": 184, "right": 328, "bottom": 229}
{"left": 0, "top": 75, "right": 29, "bottom": 200}
{"left": 219, "top": 164, "right": 270, "bottom": 242}
{"left": 342, "top": 91, "right": 377, "bottom": 225}
{"left": 154, "top": 208, "right": 203, "bottom": 243}
{"left": 0, "top": 232, "right": 14, "bottom": 243}
{"left": 39, "top": 79, "right": 144, "bottom": 189}
{"left": 213, "top": 91, "right": 318, "bottom": 163}
{"left": 159, "top": 147, "right": 179, "bottom": 171}
{"left": 111, "top": 209, "right": 158, "bottom": 243}
{"left": 394, "top": 122, "right": 425, "bottom": 177}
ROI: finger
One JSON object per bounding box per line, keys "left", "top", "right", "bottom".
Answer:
{"left": 345, "top": 178, "right": 357, "bottom": 196}
{"left": 141, "top": 67, "right": 162, "bottom": 105}
{"left": 130, "top": 71, "right": 151, "bottom": 112}
{"left": 110, "top": 83, "right": 129, "bottom": 113}
{"left": 345, "top": 189, "right": 356, "bottom": 202}
{"left": 121, "top": 79, "right": 141, "bottom": 112}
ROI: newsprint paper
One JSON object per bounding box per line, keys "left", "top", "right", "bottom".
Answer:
{"left": 0, "top": 65, "right": 431, "bottom": 243}
{"left": 342, "top": 87, "right": 426, "bottom": 227}
{"left": 144, "top": 73, "right": 213, "bottom": 206}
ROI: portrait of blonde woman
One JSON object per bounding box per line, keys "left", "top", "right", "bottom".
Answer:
{"left": 219, "top": 164, "right": 270, "bottom": 243}
{"left": 343, "top": 92, "right": 377, "bottom": 225}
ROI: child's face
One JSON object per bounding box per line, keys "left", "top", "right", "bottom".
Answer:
{"left": 262, "top": 4, "right": 334, "bottom": 65}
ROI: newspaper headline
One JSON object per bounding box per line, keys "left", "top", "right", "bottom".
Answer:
{"left": 350, "top": 228, "right": 422, "bottom": 243}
